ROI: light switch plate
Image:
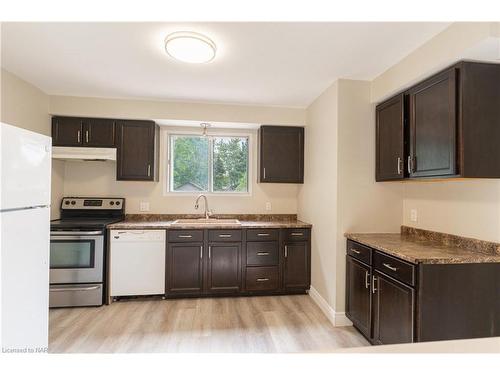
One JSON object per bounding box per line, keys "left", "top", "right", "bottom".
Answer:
{"left": 140, "top": 201, "right": 150, "bottom": 212}
{"left": 265, "top": 202, "right": 272, "bottom": 211}
{"left": 410, "top": 209, "right": 418, "bottom": 222}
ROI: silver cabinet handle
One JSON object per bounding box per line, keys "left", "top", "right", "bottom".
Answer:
{"left": 365, "top": 271, "right": 370, "bottom": 289}
{"left": 178, "top": 235, "right": 193, "bottom": 238}
{"left": 218, "top": 234, "right": 232, "bottom": 238}
{"left": 200, "top": 246, "right": 203, "bottom": 259}
{"left": 256, "top": 278, "right": 269, "bottom": 282}
{"left": 284, "top": 245, "right": 288, "bottom": 258}
{"left": 372, "top": 276, "right": 377, "bottom": 294}
{"left": 350, "top": 248, "right": 361, "bottom": 254}
{"left": 407, "top": 155, "right": 411, "bottom": 174}
{"left": 77, "top": 130, "right": 81, "bottom": 143}
{"left": 257, "top": 252, "right": 269, "bottom": 256}
{"left": 147, "top": 164, "right": 151, "bottom": 177}
{"left": 263, "top": 167, "right": 266, "bottom": 179}
{"left": 208, "top": 246, "right": 211, "bottom": 259}
{"left": 85, "top": 130, "right": 89, "bottom": 143}
{"left": 397, "top": 157, "right": 402, "bottom": 175}
{"left": 383, "top": 263, "right": 397, "bottom": 271}
{"left": 51, "top": 230, "right": 103, "bottom": 236}
{"left": 257, "top": 233, "right": 270, "bottom": 237}
{"left": 291, "top": 232, "right": 303, "bottom": 236}
{"left": 51, "top": 285, "right": 100, "bottom": 292}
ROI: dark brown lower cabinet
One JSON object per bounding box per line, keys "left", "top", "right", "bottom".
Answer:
{"left": 206, "top": 243, "right": 241, "bottom": 294}
{"left": 345, "top": 256, "right": 372, "bottom": 338}
{"left": 166, "top": 243, "right": 203, "bottom": 295}
{"left": 346, "top": 239, "right": 499, "bottom": 345}
{"left": 283, "top": 241, "right": 310, "bottom": 290}
{"left": 372, "top": 272, "right": 415, "bottom": 345}
{"left": 165, "top": 228, "right": 311, "bottom": 298}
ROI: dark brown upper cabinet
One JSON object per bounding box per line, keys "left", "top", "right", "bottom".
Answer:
{"left": 259, "top": 125, "right": 304, "bottom": 183}
{"left": 83, "top": 118, "right": 116, "bottom": 147}
{"left": 52, "top": 116, "right": 116, "bottom": 147}
{"left": 375, "top": 61, "right": 500, "bottom": 181}
{"left": 408, "top": 68, "right": 457, "bottom": 178}
{"left": 52, "top": 117, "right": 84, "bottom": 146}
{"left": 375, "top": 94, "right": 406, "bottom": 181}
{"left": 116, "top": 120, "right": 158, "bottom": 181}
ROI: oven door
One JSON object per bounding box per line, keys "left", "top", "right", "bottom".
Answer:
{"left": 49, "top": 230, "right": 104, "bottom": 284}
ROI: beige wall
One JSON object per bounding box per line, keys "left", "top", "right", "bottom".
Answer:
{"left": 297, "top": 81, "right": 338, "bottom": 307}
{"left": 49, "top": 95, "right": 305, "bottom": 214}
{"left": 334, "top": 79, "right": 403, "bottom": 311}
{"left": 49, "top": 95, "right": 306, "bottom": 126}
{"left": 402, "top": 180, "right": 500, "bottom": 243}
{"left": 1, "top": 68, "right": 65, "bottom": 219}
{"left": 61, "top": 127, "right": 299, "bottom": 214}
{"left": 298, "top": 79, "right": 404, "bottom": 313}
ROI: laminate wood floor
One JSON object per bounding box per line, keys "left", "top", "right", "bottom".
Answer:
{"left": 49, "top": 295, "right": 370, "bottom": 353}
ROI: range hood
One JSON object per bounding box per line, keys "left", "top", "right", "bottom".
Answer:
{"left": 52, "top": 146, "right": 116, "bottom": 161}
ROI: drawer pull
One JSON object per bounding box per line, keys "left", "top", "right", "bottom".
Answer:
{"left": 218, "top": 234, "right": 232, "bottom": 238}
{"left": 383, "top": 263, "right": 397, "bottom": 271}
{"left": 178, "top": 235, "right": 193, "bottom": 238}
{"left": 291, "top": 232, "right": 303, "bottom": 236}
{"left": 256, "top": 278, "right": 269, "bottom": 282}
{"left": 284, "top": 245, "right": 288, "bottom": 258}
{"left": 350, "top": 248, "right": 361, "bottom": 254}
{"left": 257, "top": 252, "right": 270, "bottom": 256}
{"left": 51, "top": 285, "right": 100, "bottom": 292}
{"left": 257, "top": 233, "right": 270, "bottom": 237}
{"left": 365, "top": 271, "right": 370, "bottom": 289}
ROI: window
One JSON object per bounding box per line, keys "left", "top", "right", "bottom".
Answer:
{"left": 168, "top": 133, "right": 249, "bottom": 194}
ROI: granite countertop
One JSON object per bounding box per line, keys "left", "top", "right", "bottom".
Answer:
{"left": 107, "top": 214, "right": 312, "bottom": 230}
{"left": 345, "top": 226, "right": 500, "bottom": 265}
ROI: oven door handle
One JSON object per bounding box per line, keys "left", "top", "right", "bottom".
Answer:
{"left": 51, "top": 230, "right": 103, "bottom": 236}
{"left": 50, "top": 285, "right": 101, "bottom": 292}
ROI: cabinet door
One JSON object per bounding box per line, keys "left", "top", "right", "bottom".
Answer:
{"left": 206, "top": 243, "right": 241, "bottom": 294}
{"left": 283, "top": 241, "right": 310, "bottom": 290}
{"left": 52, "top": 117, "right": 83, "bottom": 146}
{"left": 345, "top": 256, "right": 372, "bottom": 338}
{"left": 372, "top": 272, "right": 415, "bottom": 345}
{"left": 166, "top": 243, "right": 203, "bottom": 295}
{"left": 84, "top": 118, "right": 116, "bottom": 147}
{"left": 376, "top": 94, "right": 405, "bottom": 181}
{"left": 116, "top": 121, "right": 156, "bottom": 181}
{"left": 408, "top": 68, "right": 457, "bottom": 178}
{"left": 259, "top": 126, "right": 304, "bottom": 183}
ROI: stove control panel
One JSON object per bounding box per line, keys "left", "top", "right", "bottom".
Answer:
{"left": 61, "top": 197, "right": 125, "bottom": 210}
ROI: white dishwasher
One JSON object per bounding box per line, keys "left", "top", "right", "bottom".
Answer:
{"left": 110, "top": 229, "right": 166, "bottom": 297}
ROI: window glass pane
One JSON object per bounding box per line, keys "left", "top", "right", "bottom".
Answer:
{"left": 50, "top": 241, "right": 94, "bottom": 269}
{"left": 213, "top": 137, "right": 248, "bottom": 192}
{"left": 171, "top": 136, "right": 209, "bottom": 191}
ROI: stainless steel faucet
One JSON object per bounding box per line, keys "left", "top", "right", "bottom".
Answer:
{"left": 194, "top": 194, "right": 212, "bottom": 219}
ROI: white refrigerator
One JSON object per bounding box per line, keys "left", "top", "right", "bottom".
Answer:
{"left": 0, "top": 122, "right": 51, "bottom": 352}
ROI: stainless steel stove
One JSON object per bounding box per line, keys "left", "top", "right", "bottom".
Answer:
{"left": 49, "top": 197, "right": 125, "bottom": 307}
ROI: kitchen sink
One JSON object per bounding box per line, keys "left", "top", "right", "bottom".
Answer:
{"left": 171, "top": 218, "right": 241, "bottom": 226}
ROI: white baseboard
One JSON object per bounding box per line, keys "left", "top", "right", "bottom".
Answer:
{"left": 308, "top": 286, "right": 353, "bottom": 327}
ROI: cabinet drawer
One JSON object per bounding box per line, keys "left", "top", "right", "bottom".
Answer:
{"left": 284, "top": 228, "right": 310, "bottom": 242}
{"left": 245, "top": 266, "right": 279, "bottom": 291}
{"left": 246, "top": 242, "right": 279, "bottom": 266}
{"left": 168, "top": 230, "right": 203, "bottom": 243}
{"left": 208, "top": 230, "right": 242, "bottom": 242}
{"left": 246, "top": 228, "right": 279, "bottom": 241}
{"left": 374, "top": 251, "right": 416, "bottom": 286}
{"left": 347, "top": 240, "right": 372, "bottom": 265}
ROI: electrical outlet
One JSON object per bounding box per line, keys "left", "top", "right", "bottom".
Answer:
{"left": 410, "top": 209, "right": 418, "bottom": 222}
{"left": 140, "top": 201, "right": 150, "bottom": 212}
{"left": 265, "top": 202, "right": 272, "bottom": 211}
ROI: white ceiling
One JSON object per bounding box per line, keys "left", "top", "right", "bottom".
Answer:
{"left": 1, "top": 22, "right": 450, "bottom": 107}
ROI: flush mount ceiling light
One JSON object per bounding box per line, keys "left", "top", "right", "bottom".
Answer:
{"left": 164, "top": 31, "right": 216, "bottom": 63}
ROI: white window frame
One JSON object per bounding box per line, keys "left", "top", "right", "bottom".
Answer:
{"left": 162, "top": 128, "right": 253, "bottom": 196}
